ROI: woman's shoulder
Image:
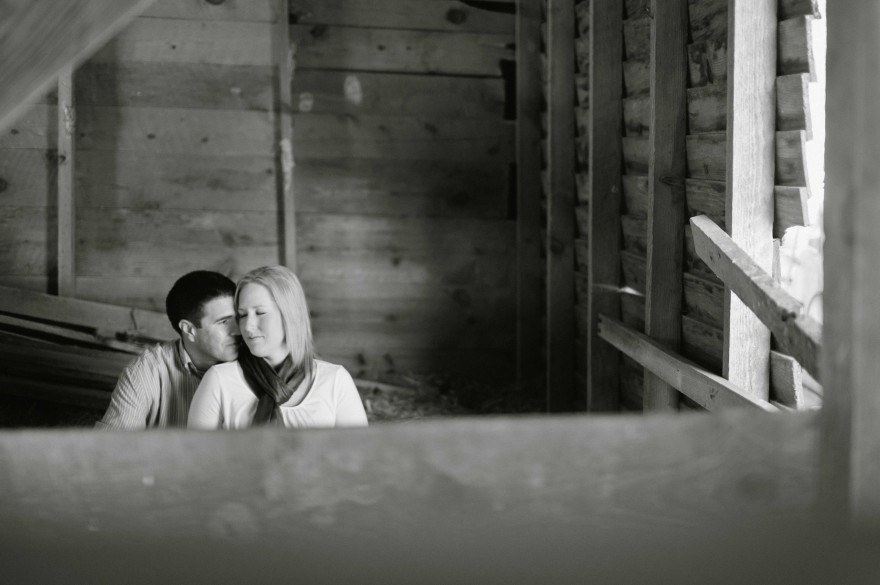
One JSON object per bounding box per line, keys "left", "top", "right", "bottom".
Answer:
{"left": 203, "top": 360, "right": 244, "bottom": 382}
{"left": 314, "top": 359, "right": 351, "bottom": 378}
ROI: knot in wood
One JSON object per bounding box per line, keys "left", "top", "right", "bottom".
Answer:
{"left": 446, "top": 8, "right": 467, "bottom": 25}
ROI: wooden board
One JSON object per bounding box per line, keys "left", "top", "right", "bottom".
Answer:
{"left": 0, "top": 284, "right": 173, "bottom": 340}
{"left": 144, "top": 0, "right": 278, "bottom": 22}
{"left": 687, "top": 39, "right": 727, "bottom": 88}
{"left": 643, "top": 0, "right": 688, "bottom": 411}
{"left": 90, "top": 17, "right": 276, "bottom": 67}
{"left": 687, "top": 0, "right": 727, "bottom": 43}
{"left": 778, "top": 16, "right": 816, "bottom": 80}
{"left": 293, "top": 113, "right": 514, "bottom": 162}
{"left": 623, "top": 16, "right": 650, "bottom": 61}
{"left": 776, "top": 73, "right": 812, "bottom": 136}
{"left": 682, "top": 313, "right": 724, "bottom": 372}
{"left": 291, "top": 70, "right": 506, "bottom": 118}
{"left": 0, "top": 149, "right": 57, "bottom": 207}
{"left": 599, "top": 316, "right": 777, "bottom": 411}
{"left": 775, "top": 129, "right": 810, "bottom": 188}
{"left": 587, "top": 0, "right": 623, "bottom": 411}
{"left": 516, "top": 0, "right": 545, "bottom": 391}
{"left": 288, "top": 0, "right": 515, "bottom": 34}
{"left": 687, "top": 82, "right": 726, "bottom": 133}
{"left": 75, "top": 61, "right": 275, "bottom": 111}
{"left": 289, "top": 24, "right": 514, "bottom": 76}
{"left": 691, "top": 215, "right": 821, "bottom": 377}
{"left": 724, "top": 0, "right": 777, "bottom": 402}
{"left": 624, "top": 59, "right": 649, "bottom": 96}
{"left": 75, "top": 105, "right": 274, "bottom": 156}
{"left": 820, "top": 0, "right": 880, "bottom": 523}
{"left": 545, "top": 0, "right": 577, "bottom": 411}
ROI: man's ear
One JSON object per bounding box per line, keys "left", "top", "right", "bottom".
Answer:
{"left": 179, "top": 319, "right": 197, "bottom": 341}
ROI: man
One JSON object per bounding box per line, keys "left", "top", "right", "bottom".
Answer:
{"left": 96, "top": 271, "right": 240, "bottom": 429}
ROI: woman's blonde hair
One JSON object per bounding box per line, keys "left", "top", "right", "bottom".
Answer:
{"left": 235, "top": 265, "right": 315, "bottom": 374}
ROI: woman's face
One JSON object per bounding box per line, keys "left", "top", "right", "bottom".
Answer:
{"left": 237, "top": 283, "right": 287, "bottom": 367}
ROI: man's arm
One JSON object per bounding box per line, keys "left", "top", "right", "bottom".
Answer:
{"left": 95, "top": 355, "right": 158, "bottom": 430}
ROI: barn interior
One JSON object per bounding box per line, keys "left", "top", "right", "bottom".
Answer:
{"left": 2, "top": 0, "right": 879, "bottom": 582}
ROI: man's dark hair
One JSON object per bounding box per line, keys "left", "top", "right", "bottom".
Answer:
{"left": 165, "top": 271, "right": 236, "bottom": 334}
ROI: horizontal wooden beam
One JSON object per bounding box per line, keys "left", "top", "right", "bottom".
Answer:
{"left": 690, "top": 215, "right": 821, "bottom": 376}
{"left": 0, "top": 0, "right": 156, "bottom": 133}
{"left": 0, "top": 411, "right": 817, "bottom": 568}
{"left": 0, "top": 314, "right": 143, "bottom": 354}
{"left": 0, "top": 285, "right": 174, "bottom": 342}
{"left": 598, "top": 315, "right": 777, "bottom": 411}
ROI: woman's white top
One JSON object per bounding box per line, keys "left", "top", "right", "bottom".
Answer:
{"left": 188, "top": 359, "right": 368, "bottom": 430}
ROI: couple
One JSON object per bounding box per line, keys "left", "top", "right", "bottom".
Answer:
{"left": 96, "top": 266, "right": 368, "bottom": 430}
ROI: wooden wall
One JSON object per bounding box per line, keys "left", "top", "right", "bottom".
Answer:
{"left": 593, "top": 0, "right": 820, "bottom": 411}
{"left": 0, "top": 0, "right": 284, "bottom": 300}
{"left": 0, "top": 0, "right": 520, "bottom": 385}
{"left": 288, "top": 0, "right": 517, "bottom": 381}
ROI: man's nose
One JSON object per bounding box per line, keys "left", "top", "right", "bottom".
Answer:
{"left": 229, "top": 319, "right": 241, "bottom": 336}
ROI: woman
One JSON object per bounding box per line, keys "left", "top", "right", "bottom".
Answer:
{"left": 188, "top": 266, "right": 368, "bottom": 429}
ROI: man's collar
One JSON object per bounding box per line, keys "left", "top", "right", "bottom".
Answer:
{"left": 176, "top": 338, "right": 205, "bottom": 378}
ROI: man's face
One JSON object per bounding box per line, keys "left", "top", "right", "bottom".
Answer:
{"left": 189, "top": 295, "right": 240, "bottom": 367}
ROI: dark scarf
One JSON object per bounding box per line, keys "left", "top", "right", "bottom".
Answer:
{"left": 239, "top": 348, "right": 306, "bottom": 425}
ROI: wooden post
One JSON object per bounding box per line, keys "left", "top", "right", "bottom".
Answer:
{"left": 57, "top": 64, "right": 76, "bottom": 297}
{"left": 275, "top": 0, "right": 296, "bottom": 269}
{"left": 516, "top": 0, "right": 545, "bottom": 397}
{"left": 545, "top": 0, "right": 576, "bottom": 411}
{"left": 643, "top": 0, "right": 687, "bottom": 412}
{"left": 723, "top": 0, "right": 777, "bottom": 400}
{"left": 587, "top": 0, "right": 622, "bottom": 411}
{"left": 821, "top": 0, "right": 880, "bottom": 526}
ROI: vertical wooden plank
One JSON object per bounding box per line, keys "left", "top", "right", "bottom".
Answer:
{"left": 274, "top": 0, "right": 296, "bottom": 268}
{"left": 57, "top": 65, "right": 75, "bottom": 297}
{"left": 723, "top": 0, "right": 776, "bottom": 400}
{"left": 516, "top": 0, "right": 546, "bottom": 394}
{"left": 821, "top": 0, "right": 880, "bottom": 527}
{"left": 587, "top": 0, "right": 622, "bottom": 411}
{"left": 643, "top": 0, "right": 687, "bottom": 411}
{"left": 546, "top": 0, "right": 576, "bottom": 411}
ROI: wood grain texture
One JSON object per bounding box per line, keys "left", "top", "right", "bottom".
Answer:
{"left": 776, "top": 73, "right": 812, "bottom": 136}
{"left": 687, "top": 0, "right": 727, "bottom": 43}
{"left": 0, "top": 284, "right": 173, "bottom": 341}
{"left": 293, "top": 113, "right": 514, "bottom": 161}
{"left": 292, "top": 70, "right": 506, "bottom": 118}
{"left": 691, "top": 215, "right": 821, "bottom": 377}
{"left": 770, "top": 349, "right": 805, "bottom": 409}
{"left": 289, "top": 0, "right": 515, "bottom": 33}
{"left": 587, "top": 0, "right": 623, "bottom": 411}
{"left": 778, "top": 16, "right": 816, "bottom": 80}
{"left": 643, "top": 0, "right": 688, "bottom": 411}
{"left": 290, "top": 24, "right": 514, "bottom": 76}
{"left": 0, "top": 0, "right": 155, "bottom": 133}
{"left": 75, "top": 61, "right": 275, "bottom": 111}
{"left": 600, "top": 315, "right": 777, "bottom": 411}
{"left": 57, "top": 66, "right": 76, "bottom": 296}
{"left": 90, "top": 17, "right": 276, "bottom": 66}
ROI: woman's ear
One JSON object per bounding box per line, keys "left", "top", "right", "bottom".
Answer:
{"left": 179, "top": 319, "right": 196, "bottom": 341}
